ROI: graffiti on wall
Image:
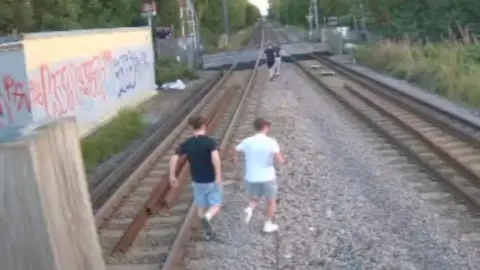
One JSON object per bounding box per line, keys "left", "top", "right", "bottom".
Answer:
{"left": 0, "top": 44, "right": 155, "bottom": 128}
{"left": 29, "top": 45, "right": 155, "bottom": 123}
{"left": 115, "top": 50, "right": 151, "bottom": 98}
{"left": 0, "top": 46, "right": 32, "bottom": 127}
{"left": 29, "top": 50, "right": 112, "bottom": 118}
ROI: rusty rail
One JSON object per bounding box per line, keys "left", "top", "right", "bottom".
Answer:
{"left": 160, "top": 26, "right": 265, "bottom": 270}
{"left": 114, "top": 70, "right": 239, "bottom": 253}
{"left": 161, "top": 66, "right": 260, "bottom": 270}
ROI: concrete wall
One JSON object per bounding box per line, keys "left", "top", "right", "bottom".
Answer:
{"left": 0, "top": 27, "right": 156, "bottom": 137}
{"left": 0, "top": 42, "right": 32, "bottom": 127}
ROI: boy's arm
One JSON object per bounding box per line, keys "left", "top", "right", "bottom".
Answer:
{"left": 211, "top": 150, "right": 222, "bottom": 184}
{"left": 232, "top": 140, "right": 245, "bottom": 163}
{"left": 272, "top": 140, "right": 285, "bottom": 165}
{"left": 169, "top": 142, "right": 186, "bottom": 187}
{"left": 209, "top": 138, "right": 222, "bottom": 184}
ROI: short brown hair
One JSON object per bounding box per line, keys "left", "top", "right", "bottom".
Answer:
{"left": 188, "top": 116, "right": 207, "bottom": 130}
{"left": 253, "top": 117, "right": 271, "bottom": 131}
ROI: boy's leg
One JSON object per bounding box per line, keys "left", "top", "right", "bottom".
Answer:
{"left": 267, "top": 61, "right": 275, "bottom": 80}
{"left": 275, "top": 57, "right": 281, "bottom": 76}
{"left": 262, "top": 180, "right": 279, "bottom": 233}
{"left": 205, "top": 183, "right": 223, "bottom": 220}
{"left": 272, "top": 59, "right": 278, "bottom": 77}
{"left": 244, "top": 181, "right": 261, "bottom": 223}
{"left": 202, "top": 183, "right": 223, "bottom": 239}
{"left": 192, "top": 183, "right": 213, "bottom": 239}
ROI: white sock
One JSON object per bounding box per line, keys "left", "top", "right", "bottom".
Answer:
{"left": 266, "top": 219, "right": 276, "bottom": 225}
{"left": 244, "top": 206, "right": 253, "bottom": 223}
{"left": 204, "top": 211, "right": 213, "bottom": 221}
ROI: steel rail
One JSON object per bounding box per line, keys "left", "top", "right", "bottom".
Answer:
{"left": 160, "top": 25, "right": 265, "bottom": 270}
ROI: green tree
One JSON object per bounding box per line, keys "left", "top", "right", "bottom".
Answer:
{"left": 269, "top": 0, "right": 480, "bottom": 41}
{"left": 0, "top": 0, "right": 260, "bottom": 36}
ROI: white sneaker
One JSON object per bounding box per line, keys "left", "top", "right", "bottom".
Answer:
{"left": 263, "top": 221, "right": 279, "bottom": 233}
{"left": 244, "top": 207, "right": 253, "bottom": 224}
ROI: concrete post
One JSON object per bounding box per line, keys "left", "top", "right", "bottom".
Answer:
{"left": 0, "top": 117, "right": 105, "bottom": 270}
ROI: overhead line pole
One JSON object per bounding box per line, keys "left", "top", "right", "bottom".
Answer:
{"left": 222, "top": 0, "right": 230, "bottom": 45}
{"left": 313, "top": 0, "right": 320, "bottom": 41}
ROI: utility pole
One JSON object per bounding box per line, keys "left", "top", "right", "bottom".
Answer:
{"left": 309, "top": 0, "right": 320, "bottom": 41}
{"left": 313, "top": 0, "right": 320, "bottom": 41}
{"left": 352, "top": 0, "right": 359, "bottom": 32}
{"left": 307, "top": 5, "right": 313, "bottom": 40}
{"left": 179, "top": 0, "right": 199, "bottom": 68}
{"left": 222, "top": 0, "right": 230, "bottom": 45}
{"left": 360, "top": 1, "right": 366, "bottom": 32}
{"left": 286, "top": 0, "right": 291, "bottom": 24}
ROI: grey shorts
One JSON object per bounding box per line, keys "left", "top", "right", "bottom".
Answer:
{"left": 244, "top": 180, "right": 278, "bottom": 200}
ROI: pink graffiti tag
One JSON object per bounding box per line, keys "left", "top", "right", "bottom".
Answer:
{"left": 4, "top": 75, "right": 31, "bottom": 112}
{"left": 0, "top": 75, "right": 32, "bottom": 127}
{"left": 30, "top": 50, "right": 113, "bottom": 118}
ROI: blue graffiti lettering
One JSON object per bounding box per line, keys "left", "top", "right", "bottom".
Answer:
{"left": 115, "top": 50, "right": 150, "bottom": 97}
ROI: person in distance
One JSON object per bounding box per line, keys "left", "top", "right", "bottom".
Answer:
{"left": 169, "top": 116, "right": 223, "bottom": 241}
{"left": 273, "top": 43, "right": 282, "bottom": 77}
{"left": 264, "top": 45, "right": 277, "bottom": 81}
{"left": 232, "top": 118, "right": 286, "bottom": 233}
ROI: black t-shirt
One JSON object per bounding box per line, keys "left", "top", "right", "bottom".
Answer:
{"left": 176, "top": 135, "right": 218, "bottom": 183}
{"left": 264, "top": 47, "right": 275, "bottom": 62}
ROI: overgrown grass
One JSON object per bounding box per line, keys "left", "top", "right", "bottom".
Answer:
{"left": 355, "top": 40, "right": 480, "bottom": 108}
{"left": 81, "top": 109, "right": 146, "bottom": 171}
{"left": 201, "top": 24, "right": 258, "bottom": 53}
{"left": 215, "top": 25, "right": 256, "bottom": 52}
{"left": 156, "top": 57, "right": 198, "bottom": 83}
{"left": 201, "top": 27, "right": 221, "bottom": 53}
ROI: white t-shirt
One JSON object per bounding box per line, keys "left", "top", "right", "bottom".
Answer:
{"left": 235, "top": 133, "right": 280, "bottom": 183}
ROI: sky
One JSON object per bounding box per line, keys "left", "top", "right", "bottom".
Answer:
{"left": 248, "top": 0, "right": 269, "bottom": 16}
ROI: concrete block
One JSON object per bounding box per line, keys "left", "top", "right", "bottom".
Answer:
{"left": 0, "top": 117, "right": 105, "bottom": 270}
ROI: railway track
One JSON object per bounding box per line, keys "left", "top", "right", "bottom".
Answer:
{"left": 94, "top": 27, "right": 265, "bottom": 270}
{"left": 90, "top": 25, "right": 264, "bottom": 211}
{"left": 275, "top": 31, "right": 480, "bottom": 214}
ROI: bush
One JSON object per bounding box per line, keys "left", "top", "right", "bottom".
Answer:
{"left": 355, "top": 40, "right": 480, "bottom": 108}
{"left": 81, "top": 109, "right": 146, "bottom": 171}
{"left": 156, "top": 57, "right": 198, "bottom": 83}
{"left": 201, "top": 27, "right": 221, "bottom": 53}
{"left": 217, "top": 25, "right": 256, "bottom": 51}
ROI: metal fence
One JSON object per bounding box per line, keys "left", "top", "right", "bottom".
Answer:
{"left": 324, "top": 26, "right": 381, "bottom": 54}
{"left": 155, "top": 36, "right": 202, "bottom": 68}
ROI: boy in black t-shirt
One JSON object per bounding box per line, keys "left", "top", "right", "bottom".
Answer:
{"left": 264, "top": 45, "right": 276, "bottom": 81}
{"left": 169, "top": 116, "right": 223, "bottom": 240}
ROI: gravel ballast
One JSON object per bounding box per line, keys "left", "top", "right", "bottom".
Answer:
{"left": 185, "top": 64, "right": 480, "bottom": 269}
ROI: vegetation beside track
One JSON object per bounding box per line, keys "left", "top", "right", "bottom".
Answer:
{"left": 268, "top": 0, "right": 480, "bottom": 41}
{"left": 213, "top": 25, "right": 258, "bottom": 52}
{"left": 355, "top": 41, "right": 480, "bottom": 108}
{"left": 81, "top": 109, "right": 146, "bottom": 171}
{"left": 156, "top": 57, "right": 199, "bottom": 83}
{"left": 269, "top": 0, "right": 480, "bottom": 108}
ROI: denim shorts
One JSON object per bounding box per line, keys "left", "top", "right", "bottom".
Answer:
{"left": 245, "top": 180, "right": 278, "bottom": 200}
{"left": 192, "top": 182, "right": 223, "bottom": 207}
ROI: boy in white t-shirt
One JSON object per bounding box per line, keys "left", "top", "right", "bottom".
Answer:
{"left": 232, "top": 118, "right": 286, "bottom": 232}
